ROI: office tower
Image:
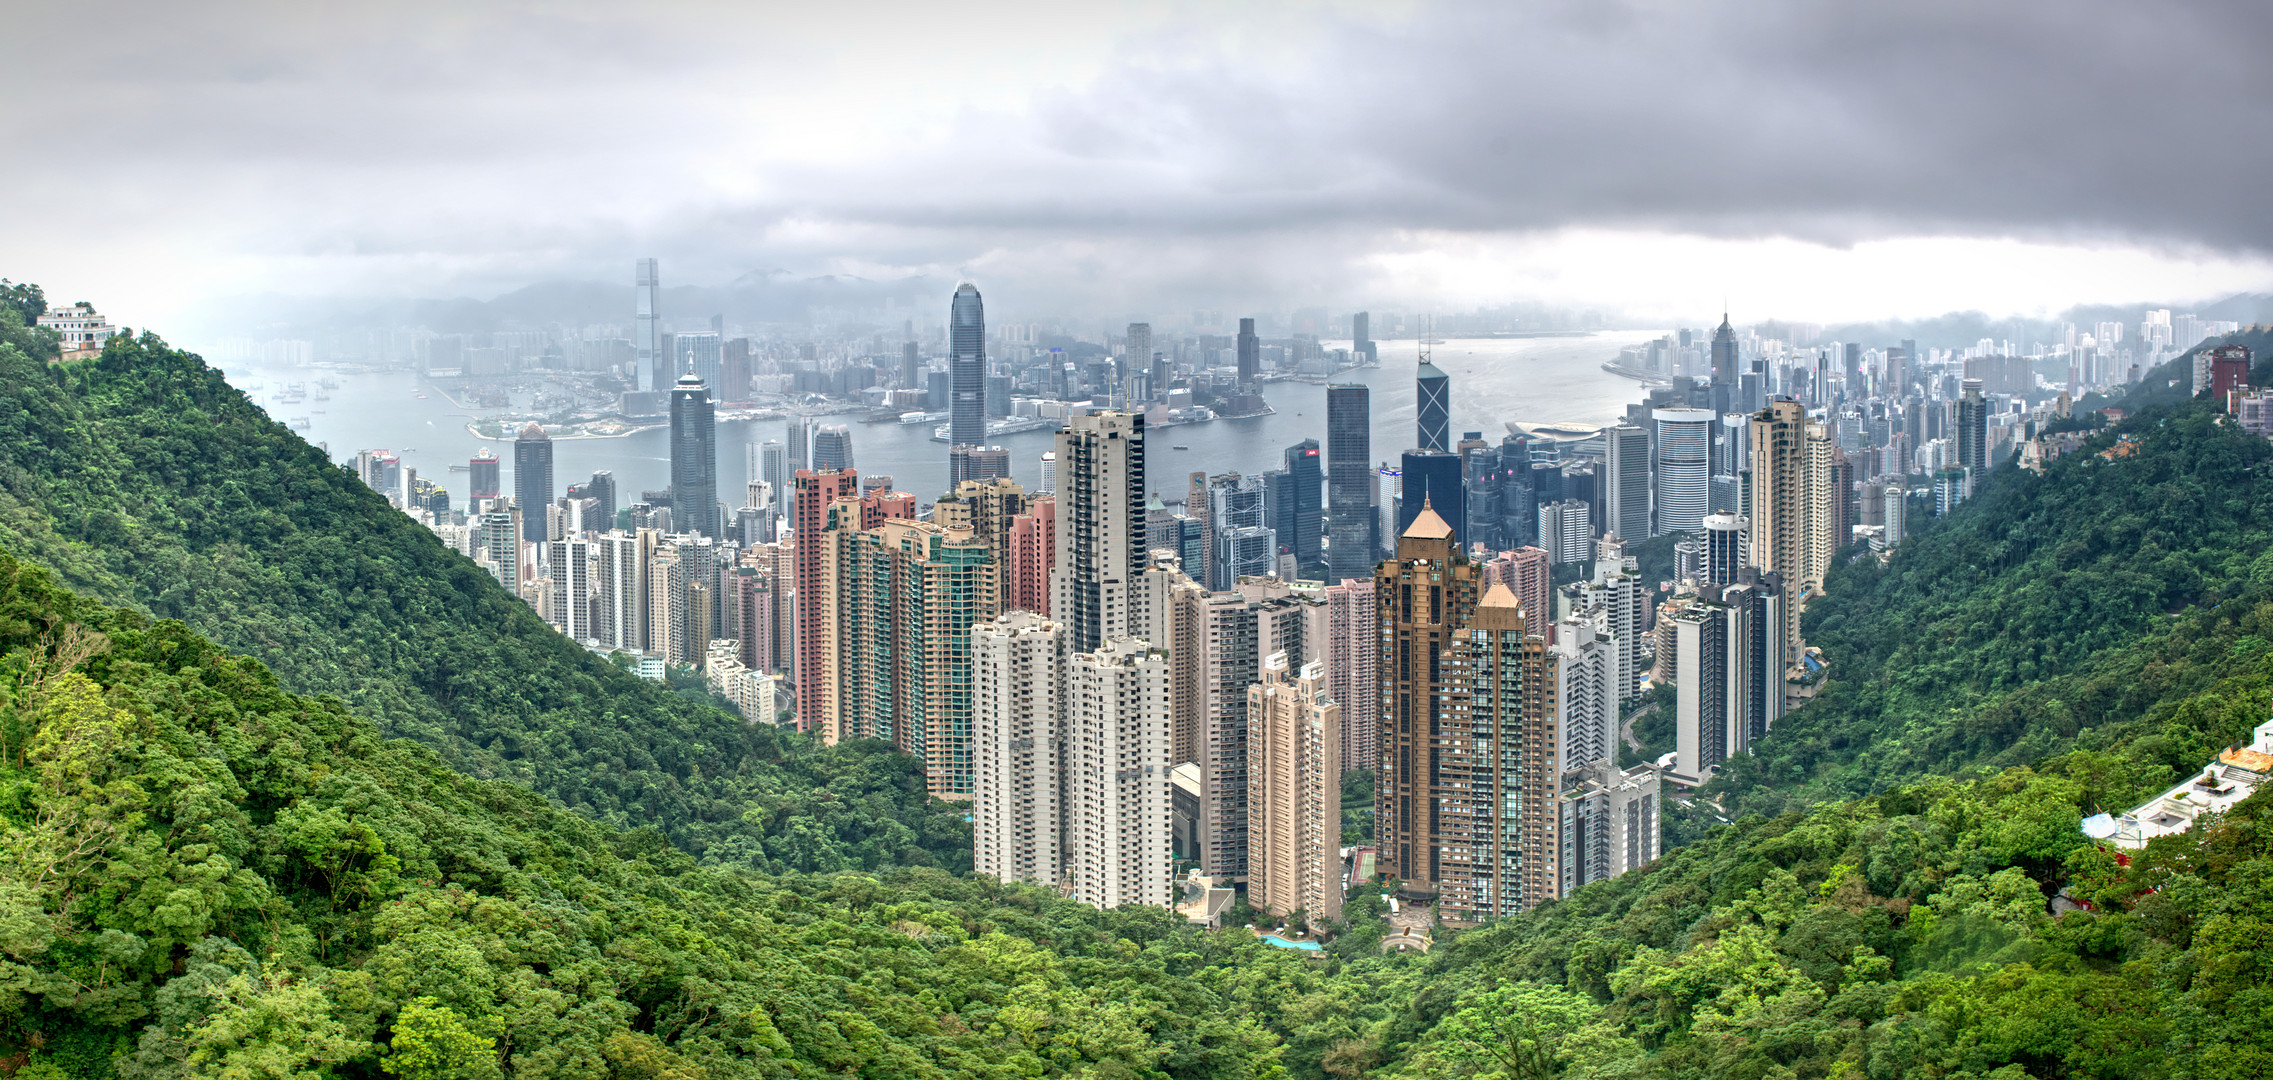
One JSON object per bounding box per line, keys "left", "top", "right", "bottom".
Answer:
{"left": 635, "top": 258, "right": 661, "bottom": 393}
{"left": 1205, "top": 473, "right": 1273, "bottom": 589}
{"left": 1005, "top": 498, "right": 1056, "bottom": 615}
{"left": 1038, "top": 450, "right": 1056, "bottom": 495}
{"left": 822, "top": 514, "right": 992, "bottom": 798}
{"left": 1376, "top": 463, "right": 1402, "bottom": 555}
{"left": 546, "top": 538, "right": 594, "bottom": 642}
{"left": 1051, "top": 411, "right": 1147, "bottom": 653}
{"left": 792, "top": 470, "right": 862, "bottom": 731}
{"left": 1747, "top": 399, "right": 1832, "bottom": 668}
{"left": 1268, "top": 440, "right": 1323, "bottom": 575}
{"left": 810, "top": 423, "right": 854, "bottom": 472}
{"left": 901, "top": 341, "right": 921, "bottom": 387}
{"left": 1538, "top": 499, "right": 1591, "bottom": 564}
{"left": 674, "top": 332, "right": 721, "bottom": 388}
{"left": 1955, "top": 379, "right": 1989, "bottom": 474}
{"left": 1125, "top": 322, "right": 1152, "bottom": 405}
{"left": 594, "top": 529, "right": 649, "bottom": 652}
{"left": 949, "top": 445, "right": 1010, "bottom": 483}
{"left": 1323, "top": 578, "right": 1377, "bottom": 772}
{"left": 1480, "top": 547, "right": 1552, "bottom": 626}
{"left": 787, "top": 420, "right": 809, "bottom": 476}
{"left": 669, "top": 374, "right": 719, "bottom": 538}
{"left": 1351, "top": 311, "right": 1374, "bottom": 364}
{"left": 513, "top": 423, "right": 554, "bottom": 548}
{"left": 1325, "top": 384, "right": 1375, "bottom": 582}
{"left": 1842, "top": 342, "right": 1862, "bottom": 395}
{"left": 948, "top": 284, "right": 988, "bottom": 480}
{"left": 1702, "top": 512, "right": 1746, "bottom": 586}
{"left": 751, "top": 440, "right": 786, "bottom": 510}
{"left": 717, "top": 337, "right": 750, "bottom": 401}
{"left": 1236, "top": 317, "right": 1259, "bottom": 387}
{"left": 1672, "top": 576, "right": 1785, "bottom": 784}
{"left": 468, "top": 449, "right": 501, "bottom": 502}
{"left": 973, "top": 612, "right": 1066, "bottom": 888}
{"left": 1246, "top": 653, "right": 1343, "bottom": 923}
{"left": 1652, "top": 408, "right": 1714, "bottom": 535}
{"left": 1416, "top": 360, "right": 1451, "bottom": 453}
{"left": 1710, "top": 315, "right": 1739, "bottom": 413}
{"left": 1397, "top": 452, "right": 1466, "bottom": 547}
{"left": 1601, "top": 424, "right": 1651, "bottom": 542}
{"left": 566, "top": 471, "right": 616, "bottom": 532}
{"left": 1556, "top": 761, "right": 1661, "bottom": 898}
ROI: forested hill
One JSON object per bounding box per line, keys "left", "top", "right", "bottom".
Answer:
{"left": 1708, "top": 401, "right": 2273, "bottom": 820}
{"left": 6, "top": 536, "right": 2272, "bottom": 1078}
{"left": 0, "top": 307, "right": 965, "bottom": 874}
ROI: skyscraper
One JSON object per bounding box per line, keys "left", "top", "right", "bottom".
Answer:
{"left": 513, "top": 422, "right": 553, "bottom": 548}
{"left": 948, "top": 284, "right": 988, "bottom": 480}
{"left": 901, "top": 341, "right": 921, "bottom": 388}
{"left": 1051, "top": 411, "right": 1147, "bottom": 653}
{"left": 566, "top": 471, "right": 616, "bottom": 532}
{"left": 1125, "top": 322, "right": 1152, "bottom": 406}
{"left": 972, "top": 612, "right": 1066, "bottom": 887}
{"left": 793, "top": 469, "right": 862, "bottom": 732}
{"left": 1703, "top": 512, "right": 1746, "bottom": 586}
{"left": 468, "top": 449, "right": 501, "bottom": 503}
{"left": 670, "top": 373, "right": 719, "bottom": 538}
{"left": 810, "top": 423, "right": 854, "bottom": 472}
{"left": 1246, "top": 653, "right": 1342, "bottom": 923}
{"left": 1747, "top": 399, "right": 1832, "bottom": 668}
{"left": 1325, "top": 384, "right": 1375, "bottom": 583}
{"left": 1673, "top": 577, "right": 1785, "bottom": 783}
{"left": 635, "top": 258, "right": 661, "bottom": 393}
{"left": 1269, "top": 440, "right": 1323, "bottom": 575}
{"left": 1601, "top": 424, "right": 1651, "bottom": 542}
{"left": 1236, "top": 318, "right": 1259, "bottom": 387}
{"left": 1351, "top": 311, "right": 1374, "bottom": 365}
{"left": 1955, "top": 378, "right": 1989, "bottom": 474}
{"left": 1652, "top": 408, "right": 1714, "bottom": 535}
{"left": 1416, "top": 360, "right": 1451, "bottom": 454}
{"left": 1397, "top": 452, "right": 1465, "bottom": 547}
{"left": 1710, "top": 314, "right": 1739, "bottom": 413}
{"left": 1323, "top": 578, "right": 1377, "bottom": 772}
{"left": 1376, "top": 509, "right": 1562, "bottom": 917}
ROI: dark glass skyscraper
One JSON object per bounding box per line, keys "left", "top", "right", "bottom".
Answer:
{"left": 1398, "top": 450, "right": 1466, "bottom": 549}
{"left": 567, "top": 470, "right": 616, "bottom": 530}
{"left": 670, "top": 373, "right": 719, "bottom": 537}
{"left": 1416, "top": 360, "right": 1451, "bottom": 453}
{"left": 513, "top": 422, "right": 553, "bottom": 546}
{"left": 948, "top": 283, "right": 987, "bottom": 480}
{"left": 1325, "top": 383, "right": 1374, "bottom": 582}
{"left": 1270, "top": 439, "right": 1323, "bottom": 575}
{"left": 1236, "top": 317, "right": 1259, "bottom": 387}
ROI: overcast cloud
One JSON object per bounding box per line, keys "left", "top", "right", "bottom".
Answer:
{"left": 6, "top": 0, "right": 2271, "bottom": 328}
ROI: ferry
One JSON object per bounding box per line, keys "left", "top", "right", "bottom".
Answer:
{"left": 1172, "top": 444, "right": 1190, "bottom": 451}
{"left": 288, "top": 417, "right": 311, "bottom": 430}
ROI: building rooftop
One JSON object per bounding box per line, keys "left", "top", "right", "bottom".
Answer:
{"left": 1401, "top": 504, "right": 1455, "bottom": 541}
{"left": 2086, "top": 718, "right": 2273, "bottom": 849}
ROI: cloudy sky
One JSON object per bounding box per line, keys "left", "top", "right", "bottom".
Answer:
{"left": 7, "top": 0, "right": 2272, "bottom": 330}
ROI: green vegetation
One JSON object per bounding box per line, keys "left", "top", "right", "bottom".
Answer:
{"left": 0, "top": 324, "right": 967, "bottom": 875}
{"left": 2, "top": 292, "right": 2271, "bottom": 1076}
{"left": 1713, "top": 402, "right": 2273, "bottom": 819}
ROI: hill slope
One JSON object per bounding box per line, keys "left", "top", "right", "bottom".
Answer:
{"left": 0, "top": 314, "right": 964, "bottom": 874}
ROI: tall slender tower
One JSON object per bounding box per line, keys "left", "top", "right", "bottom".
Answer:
{"left": 1247, "top": 653, "right": 1343, "bottom": 922}
{"left": 1710, "top": 314, "right": 1739, "bottom": 413}
{"left": 1747, "top": 399, "right": 1829, "bottom": 669}
{"left": 1416, "top": 362, "right": 1451, "bottom": 454}
{"left": 513, "top": 422, "right": 554, "bottom": 548}
{"left": 1125, "top": 322, "right": 1152, "bottom": 407}
{"left": 635, "top": 258, "right": 661, "bottom": 393}
{"left": 1236, "top": 318, "right": 1260, "bottom": 387}
{"left": 948, "top": 284, "right": 988, "bottom": 480}
{"left": 1325, "top": 383, "right": 1374, "bottom": 583}
{"left": 1050, "top": 411, "right": 1147, "bottom": 653}
{"left": 670, "top": 373, "right": 719, "bottom": 538}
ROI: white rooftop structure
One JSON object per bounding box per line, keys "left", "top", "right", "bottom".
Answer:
{"left": 2085, "top": 718, "right": 2273, "bottom": 849}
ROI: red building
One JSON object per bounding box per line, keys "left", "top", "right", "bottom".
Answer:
{"left": 790, "top": 471, "right": 912, "bottom": 732}
{"left": 2207, "top": 344, "right": 2253, "bottom": 410}
{"left": 1004, "top": 496, "right": 1056, "bottom": 616}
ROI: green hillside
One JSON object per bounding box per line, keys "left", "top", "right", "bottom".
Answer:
{"left": 1711, "top": 402, "right": 2273, "bottom": 820}
{"left": 0, "top": 314, "right": 964, "bottom": 874}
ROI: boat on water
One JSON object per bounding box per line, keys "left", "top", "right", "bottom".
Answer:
{"left": 288, "top": 417, "right": 311, "bottom": 430}
{"left": 1172, "top": 445, "right": 1190, "bottom": 450}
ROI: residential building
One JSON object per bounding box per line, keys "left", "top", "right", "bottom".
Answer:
{"left": 1324, "top": 578, "right": 1378, "bottom": 772}
{"left": 1247, "top": 654, "right": 1344, "bottom": 923}
{"left": 1051, "top": 411, "right": 1148, "bottom": 652}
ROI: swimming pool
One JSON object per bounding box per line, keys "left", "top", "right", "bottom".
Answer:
{"left": 1259, "top": 934, "right": 1323, "bottom": 951}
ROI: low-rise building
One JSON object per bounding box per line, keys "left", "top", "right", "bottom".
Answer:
{"left": 2085, "top": 719, "right": 2273, "bottom": 849}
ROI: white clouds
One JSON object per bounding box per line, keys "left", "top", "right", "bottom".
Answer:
{"left": 4, "top": 0, "right": 2270, "bottom": 328}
